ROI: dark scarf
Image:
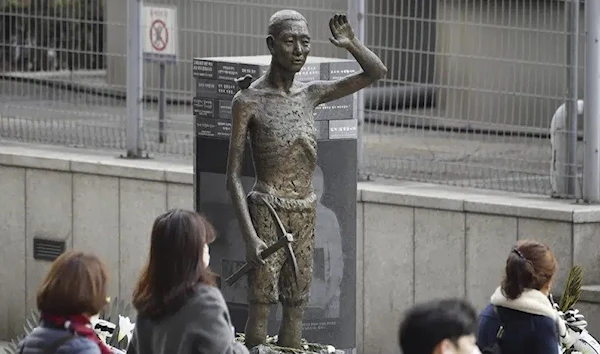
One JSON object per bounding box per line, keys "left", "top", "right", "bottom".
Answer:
{"left": 41, "top": 313, "right": 113, "bottom": 354}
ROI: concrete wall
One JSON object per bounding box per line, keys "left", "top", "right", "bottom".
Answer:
{"left": 1, "top": 143, "right": 600, "bottom": 353}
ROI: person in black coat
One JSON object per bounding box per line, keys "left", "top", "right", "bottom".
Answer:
{"left": 476, "top": 240, "right": 576, "bottom": 353}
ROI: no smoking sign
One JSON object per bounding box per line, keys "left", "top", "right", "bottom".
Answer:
{"left": 150, "top": 19, "right": 168, "bottom": 51}
{"left": 143, "top": 5, "right": 177, "bottom": 62}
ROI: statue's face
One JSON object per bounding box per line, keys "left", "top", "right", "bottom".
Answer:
{"left": 271, "top": 20, "right": 311, "bottom": 73}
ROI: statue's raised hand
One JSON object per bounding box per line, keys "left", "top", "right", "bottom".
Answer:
{"left": 329, "top": 13, "right": 355, "bottom": 49}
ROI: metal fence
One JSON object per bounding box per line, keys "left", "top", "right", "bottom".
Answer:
{"left": 0, "top": 0, "right": 589, "bottom": 197}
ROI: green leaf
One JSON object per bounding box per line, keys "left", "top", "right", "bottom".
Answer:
{"left": 560, "top": 266, "right": 584, "bottom": 313}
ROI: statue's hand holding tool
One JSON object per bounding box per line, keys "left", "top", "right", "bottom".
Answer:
{"left": 246, "top": 237, "right": 268, "bottom": 267}
{"left": 329, "top": 13, "right": 356, "bottom": 49}
{"left": 226, "top": 200, "right": 300, "bottom": 287}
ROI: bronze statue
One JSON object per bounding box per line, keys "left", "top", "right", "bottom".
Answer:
{"left": 226, "top": 10, "right": 387, "bottom": 349}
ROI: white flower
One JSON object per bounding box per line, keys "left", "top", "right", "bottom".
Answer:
{"left": 326, "top": 345, "right": 336, "bottom": 353}
{"left": 118, "top": 315, "right": 136, "bottom": 343}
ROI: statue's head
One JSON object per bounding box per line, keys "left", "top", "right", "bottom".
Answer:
{"left": 266, "top": 10, "right": 311, "bottom": 73}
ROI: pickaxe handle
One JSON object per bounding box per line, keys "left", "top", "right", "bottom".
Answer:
{"left": 224, "top": 233, "right": 293, "bottom": 286}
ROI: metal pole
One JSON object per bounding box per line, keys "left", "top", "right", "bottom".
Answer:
{"left": 349, "top": 0, "right": 366, "bottom": 178}
{"left": 565, "top": 0, "right": 580, "bottom": 196}
{"left": 126, "top": 0, "right": 144, "bottom": 158}
{"left": 159, "top": 62, "right": 166, "bottom": 144}
{"left": 584, "top": 0, "right": 600, "bottom": 202}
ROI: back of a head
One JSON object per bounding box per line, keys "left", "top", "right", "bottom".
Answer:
{"left": 37, "top": 250, "right": 108, "bottom": 316}
{"left": 267, "top": 9, "right": 308, "bottom": 37}
{"left": 398, "top": 298, "right": 477, "bottom": 354}
{"left": 132, "top": 209, "right": 216, "bottom": 320}
{"left": 501, "top": 239, "right": 557, "bottom": 300}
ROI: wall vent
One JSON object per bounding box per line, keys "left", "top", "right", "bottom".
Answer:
{"left": 33, "top": 238, "right": 66, "bottom": 261}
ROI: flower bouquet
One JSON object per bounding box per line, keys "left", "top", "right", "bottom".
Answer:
{"left": 551, "top": 266, "right": 600, "bottom": 354}
{"left": 90, "top": 297, "right": 136, "bottom": 352}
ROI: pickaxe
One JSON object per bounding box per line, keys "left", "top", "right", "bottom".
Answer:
{"left": 225, "top": 200, "right": 300, "bottom": 287}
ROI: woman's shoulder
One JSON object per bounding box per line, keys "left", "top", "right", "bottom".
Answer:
{"left": 194, "top": 283, "right": 225, "bottom": 302}
{"left": 479, "top": 303, "right": 497, "bottom": 318}
{"left": 60, "top": 336, "right": 102, "bottom": 353}
{"left": 173, "top": 284, "right": 227, "bottom": 313}
{"left": 19, "top": 327, "right": 101, "bottom": 354}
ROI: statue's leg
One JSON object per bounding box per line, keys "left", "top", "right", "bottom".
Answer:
{"left": 244, "top": 303, "right": 271, "bottom": 348}
{"left": 278, "top": 206, "right": 316, "bottom": 348}
{"left": 245, "top": 200, "right": 284, "bottom": 348}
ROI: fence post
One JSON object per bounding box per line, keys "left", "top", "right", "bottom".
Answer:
{"left": 584, "top": 0, "right": 600, "bottom": 202}
{"left": 349, "top": 0, "right": 366, "bottom": 179}
{"left": 564, "top": 0, "right": 580, "bottom": 197}
{"left": 126, "top": 0, "right": 144, "bottom": 158}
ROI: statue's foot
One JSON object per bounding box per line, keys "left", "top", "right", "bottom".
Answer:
{"left": 245, "top": 303, "right": 271, "bottom": 349}
{"left": 277, "top": 305, "right": 305, "bottom": 348}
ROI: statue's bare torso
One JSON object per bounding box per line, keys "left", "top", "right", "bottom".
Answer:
{"left": 235, "top": 78, "right": 318, "bottom": 199}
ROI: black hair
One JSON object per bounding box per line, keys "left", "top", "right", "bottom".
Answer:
{"left": 398, "top": 298, "right": 478, "bottom": 354}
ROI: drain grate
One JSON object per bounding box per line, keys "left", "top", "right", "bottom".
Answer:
{"left": 33, "top": 238, "right": 66, "bottom": 261}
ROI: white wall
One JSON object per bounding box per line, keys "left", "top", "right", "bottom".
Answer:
{"left": 1, "top": 143, "right": 600, "bottom": 354}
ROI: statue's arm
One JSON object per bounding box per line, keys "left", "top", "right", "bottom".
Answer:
{"left": 309, "top": 38, "right": 386, "bottom": 105}
{"left": 309, "top": 16, "right": 387, "bottom": 105}
{"left": 225, "top": 95, "right": 259, "bottom": 247}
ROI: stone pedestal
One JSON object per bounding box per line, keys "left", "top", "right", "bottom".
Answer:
{"left": 192, "top": 55, "right": 359, "bottom": 353}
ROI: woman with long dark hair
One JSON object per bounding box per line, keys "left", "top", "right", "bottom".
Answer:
{"left": 126, "top": 209, "right": 248, "bottom": 354}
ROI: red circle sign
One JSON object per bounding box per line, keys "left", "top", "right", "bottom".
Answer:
{"left": 150, "top": 19, "right": 168, "bottom": 51}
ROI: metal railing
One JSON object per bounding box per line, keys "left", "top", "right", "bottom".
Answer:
{"left": 0, "top": 0, "right": 592, "bottom": 198}
{"left": 361, "top": 0, "right": 585, "bottom": 197}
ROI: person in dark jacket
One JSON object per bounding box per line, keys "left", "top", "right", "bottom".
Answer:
{"left": 476, "top": 239, "right": 576, "bottom": 353}
{"left": 17, "top": 251, "right": 114, "bottom": 354}
{"left": 398, "top": 298, "right": 481, "bottom": 354}
{"left": 126, "top": 209, "right": 249, "bottom": 354}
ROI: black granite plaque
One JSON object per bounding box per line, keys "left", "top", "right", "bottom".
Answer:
{"left": 193, "top": 98, "right": 233, "bottom": 120}
{"left": 215, "top": 119, "right": 232, "bottom": 138}
{"left": 315, "top": 95, "right": 354, "bottom": 121}
{"left": 196, "top": 118, "right": 217, "bottom": 137}
{"left": 192, "top": 97, "right": 216, "bottom": 118}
